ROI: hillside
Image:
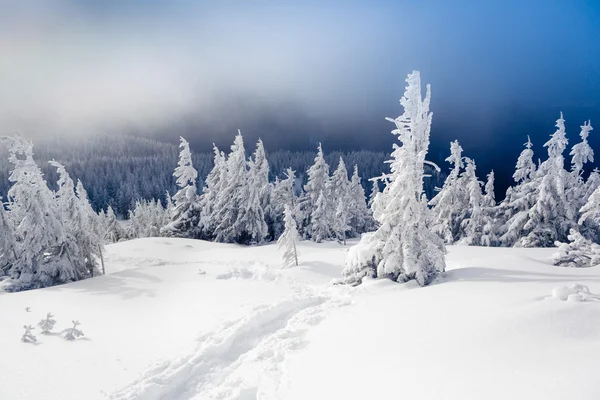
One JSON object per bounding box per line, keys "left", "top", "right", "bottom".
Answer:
{"left": 0, "top": 239, "right": 599, "bottom": 399}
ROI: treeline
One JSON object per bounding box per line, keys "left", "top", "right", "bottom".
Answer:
{"left": 0, "top": 134, "right": 444, "bottom": 217}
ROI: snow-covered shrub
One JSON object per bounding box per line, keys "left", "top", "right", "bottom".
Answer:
{"left": 553, "top": 229, "right": 600, "bottom": 268}
{"left": 551, "top": 284, "right": 595, "bottom": 302}
{"left": 64, "top": 320, "right": 84, "bottom": 341}
{"left": 22, "top": 325, "right": 37, "bottom": 343}
{"left": 38, "top": 312, "right": 57, "bottom": 334}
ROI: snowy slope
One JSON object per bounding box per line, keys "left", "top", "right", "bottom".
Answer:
{"left": 1, "top": 239, "right": 599, "bottom": 399}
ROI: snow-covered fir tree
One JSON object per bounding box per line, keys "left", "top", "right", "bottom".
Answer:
{"left": 161, "top": 137, "right": 201, "bottom": 238}
{"left": 212, "top": 133, "right": 268, "bottom": 244}
{"left": 368, "top": 179, "right": 380, "bottom": 208}
{"left": 270, "top": 168, "right": 297, "bottom": 239}
{"left": 0, "top": 196, "right": 17, "bottom": 274}
{"left": 277, "top": 204, "right": 300, "bottom": 267}
{"left": 75, "top": 179, "right": 104, "bottom": 275}
{"left": 553, "top": 229, "right": 600, "bottom": 268}
{"left": 348, "top": 165, "right": 373, "bottom": 235}
{"left": 310, "top": 190, "right": 333, "bottom": 243}
{"left": 579, "top": 185, "right": 600, "bottom": 242}
{"left": 343, "top": 71, "right": 446, "bottom": 286}
{"left": 498, "top": 136, "right": 538, "bottom": 246}
{"left": 481, "top": 170, "right": 499, "bottom": 246}
{"left": 102, "top": 205, "right": 125, "bottom": 243}
{"left": 521, "top": 113, "right": 573, "bottom": 247}
{"left": 49, "top": 161, "right": 99, "bottom": 280}
{"left": 199, "top": 145, "right": 227, "bottom": 239}
{"left": 429, "top": 140, "right": 467, "bottom": 244}
{"left": 300, "top": 143, "right": 331, "bottom": 238}
{"left": 457, "top": 158, "right": 486, "bottom": 245}
{"left": 1, "top": 136, "right": 76, "bottom": 291}
{"left": 333, "top": 198, "right": 351, "bottom": 245}
{"left": 567, "top": 120, "right": 594, "bottom": 215}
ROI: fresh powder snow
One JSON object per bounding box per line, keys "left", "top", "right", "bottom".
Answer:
{"left": 1, "top": 238, "right": 600, "bottom": 399}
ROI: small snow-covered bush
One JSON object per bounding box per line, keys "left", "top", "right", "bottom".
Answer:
{"left": 21, "top": 325, "right": 37, "bottom": 343}
{"left": 38, "top": 312, "right": 56, "bottom": 334}
{"left": 553, "top": 229, "right": 600, "bottom": 268}
{"left": 64, "top": 320, "right": 84, "bottom": 341}
{"left": 551, "top": 284, "right": 597, "bottom": 302}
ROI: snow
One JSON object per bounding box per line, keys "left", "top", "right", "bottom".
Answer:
{"left": 2, "top": 238, "right": 600, "bottom": 399}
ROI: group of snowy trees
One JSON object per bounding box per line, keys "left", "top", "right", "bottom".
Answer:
{"left": 145, "top": 132, "right": 375, "bottom": 245}
{"left": 0, "top": 135, "right": 106, "bottom": 291}
{"left": 428, "top": 113, "right": 600, "bottom": 254}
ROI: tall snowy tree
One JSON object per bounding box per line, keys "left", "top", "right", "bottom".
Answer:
{"left": 310, "top": 190, "right": 333, "bottom": 243}
{"left": 457, "top": 158, "right": 486, "bottom": 245}
{"left": 1, "top": 136, "right": 72, "bottom": 290}
{"left": 521, "top": 113, "right": 573, "bottom": 247}
{"left": 270, "top": 168, "right": 297, "bottom": 239}
{"left": 429, "top": 140, "right": 467, "bottom": 244}
{"left": 343, "top": 71, "right": 446, "bottom": 286}
{"left": 199, "top": 145, "right": 226, "bottom": 239}
{"left": 567, "top": 120, "right": 594, "bottom": 214}
{"left": 0, "top": 197, "right": 16, "bottom": 274}
{"left": 161, "top": 137, "right": 201, "bottom": 238}
{"left": 368, "top": 179, "right": 380, "bottom": 208}
{"left": 49, "top": 161, "right": 98, "bottom": 280}
{"left": 333, "top": 198, "right": 351, "bottom": 245}
{"left": 103, "top": 205, "right": 125, "bottom": 243}
{"left": 498, "top": 136, "right": 538, "bottom": 246}
{"left": 213, "top": 132, "right": 268, "bottom": 244}
{"left": 347, "top": 165, "right": 373, "bottom": 235}
{"left": 277, "top": 204, "right": 300, "bottom": 267}
{"left": 299, "top": 143, "right": 331, "bottom": 238}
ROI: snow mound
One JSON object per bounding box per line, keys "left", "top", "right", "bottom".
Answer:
{"left": 216, "top": 264, "right": 279, "bottom": 282}
{"left": 551, "top": 284, "right": 600, "bottom": 302}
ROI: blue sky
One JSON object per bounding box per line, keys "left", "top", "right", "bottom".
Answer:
{"left": 1, "top": 0, "right": 600, "bottom": 191}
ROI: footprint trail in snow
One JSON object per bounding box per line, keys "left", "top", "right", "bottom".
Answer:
{"left": 111, "top": 286, "right": 351, "bottom": 400}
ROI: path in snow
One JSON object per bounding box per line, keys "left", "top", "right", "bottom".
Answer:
{"left": 111, "top": 286, "right": 351, "bottom": 400}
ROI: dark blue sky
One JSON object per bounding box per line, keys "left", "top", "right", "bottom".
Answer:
{"left": 1, "top": 0, "right": 600, "bottom": 193}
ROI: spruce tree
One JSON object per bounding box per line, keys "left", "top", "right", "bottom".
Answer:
{"left": 277, "top": 204, "right": 300, "bottom": 267}
{"left": 348, "top": 165, "right": 372, "bottom": 234}
{"left": 429, "top": 140, "right": 467, "bottom": 244}
{"left": 161, "top": 137, "right": 201, "bottom": 238}
{"left": 521, "top": 113, "right": 573, "bottom": 247}
{"left": 343, "top": 71, "right": 446, "bottom": 286}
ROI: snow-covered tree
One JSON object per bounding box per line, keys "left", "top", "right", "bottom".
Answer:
{"left": 458, "top": 158, "right": 486, "bottom": 245}
{"left": 199, "top": 145, "right": 226, "bottom": 239}
{"left": 429, "top": 140, "right": 467, "bottom": 244}
{"left": 300, "top": 143, "right": 331, "bottom": 237}
{"left": 213, "top": 132, "right": 268, "bottom": 244}
{"left": 348, "top": 165, "right": 373, "bottom": 234}
{"left": 38, "top": 312, "right": 56, "bottom": 334}
{"left": 64, "top": 320, "right": 84, "bottom": 341}
{"left": 368, "top": 179, "right": 380, "bottom": 208}
{"left": 481, "top": 170, "right": 499, "bottom": 246}
{"left": 579, "top": 185, "right": 600, "bottom": 242}
{"left": 161, "top": 137, "right": 201, "bottom": 238}
{"left": 333, "top": 198, "right": 351, "bottom": 245}
{"left": 270, "top": 168, "right": 297, "bottom": 239}
{"left": 277, "top": 204, "right": 300, "bottom": 267}
{"left": 498, "top": 137, "right": 538, "bottom": 246}
{"left": 103, "top": 205, "right": 125, "bottom": 243}
{"left": 521, "top": 113, "right": 573, "bottom": 247}
{"left": 570, "top": 120, "right": 594, "bottom": 177}
{"left": 342, "top": 71, "right": 446, "bottom": 286}
{"left": 553, "top": 229, "right": 600, "bottom": 268}
{"left": 0, "top": 197, "right": 16, "bottom": 274}
{"left": 21, "top": 325, "right": 37, "bottom": 343}
{"left": 310, "top": 190, "right": 333, "bottom": 243}
{"left": 1, "top": 136, "right": 67, "bottom": 291}
{"left": 75, "top": 179, "right": 104, "bottom": 275}
{"left": 49, "top": 161, "right": 98, "bottom": 280}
